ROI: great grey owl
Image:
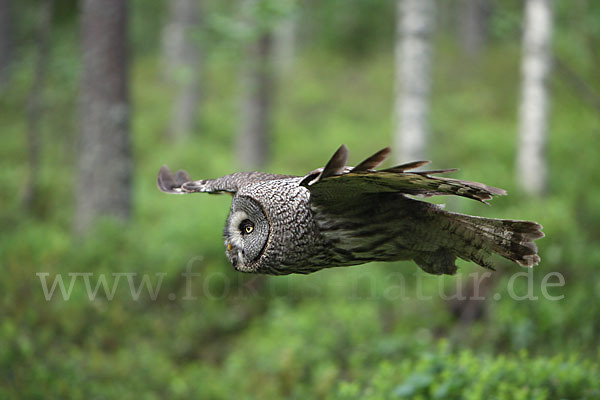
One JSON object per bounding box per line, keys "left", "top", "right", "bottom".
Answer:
{"left": 158, "top": 145, "right": 543, "bottom": 275}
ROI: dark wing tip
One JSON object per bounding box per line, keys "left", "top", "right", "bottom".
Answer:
{"left": 486, "top": 185, "right": 507, "bottom": 196}
{"left": 299, "top": 169, "right": 322, "bottom": 187}
{"left": 158, "top": 165, "right": 174, "bottom": 192}
{"left": 158, "top": 165, "right": 188, "bottom": 194}
{"left": 175, "top": 170, "right": 191, "bottom": 186}
{"left": 414, "top": 168, "right": 459, "bottom": 175}
{"left": 382, "top": 160, "right": 431, "bottom": 173}
{"left": 353, "top": 147, "right": 392, "bottom": 172}
{"left": 448, "top": 179, "right": 507, "bottom": 203}
{"left": 319, "top": 144, "right": 350, "bottom": 180}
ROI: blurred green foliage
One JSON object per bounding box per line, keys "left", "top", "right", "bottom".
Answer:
{"left": 2, "top": 0, "right": 600, "bottom": 398}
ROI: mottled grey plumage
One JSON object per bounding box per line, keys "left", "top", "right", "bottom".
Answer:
{"left": 158, "top": 145, "right": 544, "bottom": 275}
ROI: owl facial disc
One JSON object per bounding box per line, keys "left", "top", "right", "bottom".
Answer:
{"left": 223, "top": 196, "right": 270, "bottom": 272}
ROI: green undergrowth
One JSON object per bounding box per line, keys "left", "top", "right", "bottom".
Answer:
{"left": 2, "top": 34, "right": 600, "bottom": 399}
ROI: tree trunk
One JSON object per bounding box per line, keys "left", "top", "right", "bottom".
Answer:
{"left": 75, "top": 0, "right": 131, "bottom": 234}
{"left": 162, "top": 0, "right": 201, "bottom": 141}
{"left": 517, "top": 0, "right": 553, "bottom": 196}
{"left": 0, "top": 0, "right": 13, "bottom": 88}
{"left": 23, "top": 0, "right": 54, "bottom": 212}
{"left": 394, "top": 0, "right": 435, "bottom": 163}
{"left": 459, "top": 0, "right": 493, "bottom": 59}
{"left": 273, "top": 12, "right": 296, "bottom": 77}
{"left": 237, "top": 31, "right": 274, "bottom": 170}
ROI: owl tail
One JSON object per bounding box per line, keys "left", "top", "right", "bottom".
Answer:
{"left": 449, "top": 212, "right": 544, "bottom": 269}
{"left": 415, "top": 211, "right": 544, "bottom": 275}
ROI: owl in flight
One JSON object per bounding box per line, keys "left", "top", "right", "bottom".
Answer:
{"left": 158, "top": 145, "right": 543, "bottom": 275}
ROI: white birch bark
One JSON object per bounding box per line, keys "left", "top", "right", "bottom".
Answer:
{"left": 394, "top": 0, "right": 435, "bottom": 163}
{"left": 517, "top": 0, "right": 553, "bottom": 195}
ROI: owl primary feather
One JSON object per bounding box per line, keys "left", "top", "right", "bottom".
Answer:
{"left": 157, "top": 145, "right": 544, "bottom": 275}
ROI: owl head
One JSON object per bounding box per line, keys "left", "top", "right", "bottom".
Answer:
{"left": 225, "top": 179, "right": 324, "bottom": 274}
{"left": 157, "top": 167, "right": 322, "bottom": 274}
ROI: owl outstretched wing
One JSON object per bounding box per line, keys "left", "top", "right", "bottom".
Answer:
{"left": 300, "top": 145, "right": 506, "bottom": 204}
{"left": 157, "top": 165, "right": 291, "bottom": 194}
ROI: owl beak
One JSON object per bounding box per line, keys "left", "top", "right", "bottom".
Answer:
{"left": 226, "top": 241, "right": 239, "bottom": 268}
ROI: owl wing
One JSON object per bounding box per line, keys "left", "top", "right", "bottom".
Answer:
{"left": 300, "top": 145, "right": 506, "bottom": 204}
{"left": 157, "top": 165, "right": 292, "bottom": 194}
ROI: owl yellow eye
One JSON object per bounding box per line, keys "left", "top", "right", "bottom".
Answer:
{"left": 239, "top": 219, "right": 254, "bottom": 235}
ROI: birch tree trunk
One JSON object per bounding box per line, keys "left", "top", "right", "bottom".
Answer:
{"left": 75, "top": 0, "right": 131, "bottom": 233}
{"left": 162, "top": 0, "right": 201, "bottom": 141}
{"left": 394, "top": 0, "right": 435, "bottom": 163}
{"left": 517, "top": 0, "right": 553, "bottom": 196}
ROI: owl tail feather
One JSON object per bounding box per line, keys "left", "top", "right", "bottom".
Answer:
{"left": 415, "top": 209, "right": 544, "bottom": 275}
{"left": 442, "top": 212, "right": 544, "bottom": 271}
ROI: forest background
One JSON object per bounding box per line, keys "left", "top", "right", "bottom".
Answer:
{"left": 2, "top": 0, "right": 600, "bottom": 398}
